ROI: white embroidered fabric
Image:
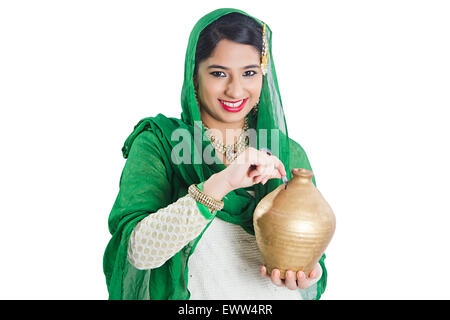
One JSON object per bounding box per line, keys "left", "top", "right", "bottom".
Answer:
{"left": 128, "top": 189, "right": 304, "bottom": 299}
{"left": 128, "top": 194, "right": 209, "bottom": 270}
{"left": 187, "top": 205, "right": 302, "bottom": 300}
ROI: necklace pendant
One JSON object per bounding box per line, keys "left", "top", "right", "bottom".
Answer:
{"left": 203, "top": 117, "right": 249, "bottom": 163}
{"left": 226, "top": 149, "right": 236, "bottom": 162}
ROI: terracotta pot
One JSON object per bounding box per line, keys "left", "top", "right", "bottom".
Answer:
{"left": 254, "top": 168, "right": 335, "bottom": 280}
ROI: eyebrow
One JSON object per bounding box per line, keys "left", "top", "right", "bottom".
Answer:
{"left": 207, "top": 64, "right": 260, "bottom": 70}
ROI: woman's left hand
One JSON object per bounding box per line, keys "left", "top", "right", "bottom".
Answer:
{"left": 259, "top": 263, "right": 322, "bottom": 290}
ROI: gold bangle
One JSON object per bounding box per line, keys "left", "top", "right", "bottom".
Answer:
{"left": 188, "top": 184, "right": 224, "bottom": 212}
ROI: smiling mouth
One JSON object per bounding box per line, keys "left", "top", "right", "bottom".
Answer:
{"left": 218, "top": 98, "right": 247, "bottom": 108}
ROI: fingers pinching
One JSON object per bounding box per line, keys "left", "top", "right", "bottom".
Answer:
{"left": 274, "top": 157, "right": 287, "bottom": 177}
{"left": 266, "top": 155, "right": 285, "bottom": 179}
{"left": 260, "top": 150, "right": 284, "bottom": 178}
{"left": 245, "top": 148, "right": 286, "bottom": 185}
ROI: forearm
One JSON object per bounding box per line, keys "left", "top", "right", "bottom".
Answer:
{"left": 202, "top": 172, "right": 233, "bottom": 201}
{"left": 128, "top": 193, "right": 212, "bottom": 270}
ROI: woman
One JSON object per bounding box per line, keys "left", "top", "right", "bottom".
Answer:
{"left": 103, "top": 8, "right": 327, "bottom": 300}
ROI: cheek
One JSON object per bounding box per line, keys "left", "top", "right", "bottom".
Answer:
{"left": 248, "top": 77, "right": 263, "bottom": 95}
{"left": 200, "top": 81, "right": 223, "bottom": 101}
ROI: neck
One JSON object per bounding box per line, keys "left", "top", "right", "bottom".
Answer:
{"left": 201, "top": 112, "right": 245, "bottom": 145}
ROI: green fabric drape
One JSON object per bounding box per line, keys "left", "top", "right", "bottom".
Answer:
{"left": 103, "top": 7, "right": 327, "bottom": 300}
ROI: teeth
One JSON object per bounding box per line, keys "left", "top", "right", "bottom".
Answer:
{"left": 221, "top": 99, "right": 244, "bottom": 108}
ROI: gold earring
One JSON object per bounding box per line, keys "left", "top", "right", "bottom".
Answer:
{"left": 261, "top": 23, "right": 269, "bottom": 76}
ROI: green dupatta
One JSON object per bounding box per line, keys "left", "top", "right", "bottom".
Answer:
{"left": 103, "top": 8, "right": 327, "bottom": 300}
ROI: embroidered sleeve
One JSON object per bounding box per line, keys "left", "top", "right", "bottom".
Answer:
{"left": 127, "top": 193, "right": 213, "bottom": 270}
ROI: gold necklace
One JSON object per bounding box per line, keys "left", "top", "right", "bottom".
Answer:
{"left": 202, "top": 118, "right": 249, "bottom": 163}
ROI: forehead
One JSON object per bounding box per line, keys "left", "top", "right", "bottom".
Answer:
{"left": 205, "top": 39, "right": 260, "bottom": 66}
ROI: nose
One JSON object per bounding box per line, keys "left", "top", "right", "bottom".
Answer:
{"left": 225, "top": 76, "right": 245, "bottom": 99}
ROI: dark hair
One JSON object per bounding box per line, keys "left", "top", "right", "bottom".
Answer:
{"left": 194, "top": 12, "right": 263, "bottom": 80}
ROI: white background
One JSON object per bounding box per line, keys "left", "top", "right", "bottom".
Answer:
{"left": 1, "top": 0, "right": 449, "bottom": 299}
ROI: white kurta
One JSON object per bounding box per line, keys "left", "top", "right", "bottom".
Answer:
{"left": 187, "top": 211, "right": 303, "bottom": 299}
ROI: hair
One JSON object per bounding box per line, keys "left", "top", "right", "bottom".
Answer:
{"left": 193, "top": 12, "right": 263, "bottom": 81}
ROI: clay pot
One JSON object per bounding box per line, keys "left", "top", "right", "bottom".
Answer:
{"left": 254, "top": 168, "right": 335, "bottom": 279}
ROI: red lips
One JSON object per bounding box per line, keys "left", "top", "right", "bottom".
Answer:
{"left": 218, "top": 98, "right": 248, "bottom": 113}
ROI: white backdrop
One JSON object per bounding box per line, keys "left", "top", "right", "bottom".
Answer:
{"left": 1, "top": 0, "right": 449, "bottom": 299}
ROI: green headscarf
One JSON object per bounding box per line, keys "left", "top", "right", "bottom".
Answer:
{"left": 103, "top": 8, "right": 327, "bottom": 300}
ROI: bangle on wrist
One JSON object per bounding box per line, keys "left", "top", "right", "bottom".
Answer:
{"left": 188, "top": 184, "right": 224, "bottom": 213}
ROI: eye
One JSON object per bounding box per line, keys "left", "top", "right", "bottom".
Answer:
{"left": 210, "top": 71, "right": 226, "bottom": 78}
{"left": 244, "top": 70, "right": 257, "bottom": 77}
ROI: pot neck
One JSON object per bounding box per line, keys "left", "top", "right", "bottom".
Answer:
{"left": 291, "top": 168, "right": 314, "bottom": 183}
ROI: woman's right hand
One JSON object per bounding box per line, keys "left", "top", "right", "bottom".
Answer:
{"left": 202, "top": 147, "right": 287, "bottom": 200}
{"left": 221, "top": 147, "right": 287, "bottom": 191}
